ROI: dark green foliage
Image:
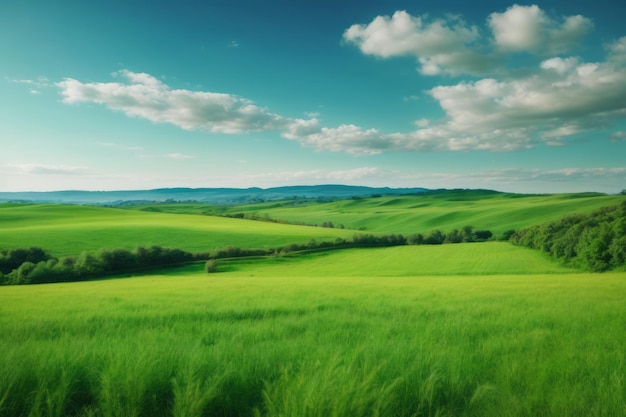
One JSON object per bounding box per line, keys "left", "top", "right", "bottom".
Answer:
{"left": 512, "top": 201, "right": 626, "bottom": 271}
{"left": 425, "top": 230, "right": 445, "bottom": 245}
{"left": 2, "top": 246, "right": 197, "bottom": 285}
{"left": 0, "top": 247, "right": 50, "bottom": 274}
{"left": 499, "top": 229, "right": 516, "bottom": 241}
{"left": 407, "top": 233, "right": 425, "bottom": 245}
{"left": 474, "top": 230, "right": 493, "bottom": 241}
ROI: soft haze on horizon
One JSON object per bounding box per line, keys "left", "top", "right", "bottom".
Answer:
{"left": 1, "top": 0, "right": 625, "bottom": 194}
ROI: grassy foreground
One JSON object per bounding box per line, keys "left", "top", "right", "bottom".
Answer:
{"left": 1, "top": 244, "right": 625, "bottom": 417}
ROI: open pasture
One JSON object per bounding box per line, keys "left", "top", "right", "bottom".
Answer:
{"left": 0, "top": 204, "right": 354, "bottom": 257}
{"left": 1, "top": 244, "right": 625, "bottom": 417}
{"left": 222, "top": 242, "right": 576, "bottom": 276}
{"left": 129, "top": 191, "right": 625, "bottom": 236}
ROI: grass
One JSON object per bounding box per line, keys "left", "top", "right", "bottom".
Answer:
{"left": 1, "top": 244, "right": 625, "bottom": 417}
{"left": 0, "top": 204, "right": 354, "bottom": 257}
{"left": 2, "top": 193, "right": 625, "bottom": 416}
{"left": 219, "top": 242, "right": 576, "bottom": 276}
{"left": 127, "top": 191, "right": 625, "bottom": 236}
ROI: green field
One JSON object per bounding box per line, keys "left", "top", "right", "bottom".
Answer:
{"left": 2, "top": 193, "right": 625, "bottom": 416}
{"left": 1, "top": 244, "right": 625, "bottom": 417}
{"left": 0, "top": 204, "right": 354, "bottom": 257}
{"left": 128, "top": 191, "right": 625, "bottom": 236}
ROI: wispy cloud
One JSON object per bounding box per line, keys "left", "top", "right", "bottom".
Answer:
{"left": 97, "top": 142, "right": 144, "bottom": 151}
{"left": 6, "top": 76, "right": 51, "bottom": 94}
{"left": 9, "top": 163, "right": 91, "bottom": 176}
{"left": 165, "top": 153, "right": 193, "bottom": 159}
{"left": 610, "top": 131, "right": 626, "bottom": 142}
{"left": 400, "top": 167, "right": 626, "bottom": 192}
{"left": 236, "top": 167, "right": 384, "bottom": 184}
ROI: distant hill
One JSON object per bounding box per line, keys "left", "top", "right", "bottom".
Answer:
{"left": 0, "top": 185, "right": 429, "bottom": 205}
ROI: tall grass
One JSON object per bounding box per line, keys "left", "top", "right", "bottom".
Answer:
{"left": 1, "top": 244, "right": 625, "bottom": 416}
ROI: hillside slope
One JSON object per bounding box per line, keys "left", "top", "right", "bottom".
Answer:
{"left": 130, "top": 191, "right": 625, "bottom": 236}
{"left": 0, "top": 204, "right": 354, "bottom": 257}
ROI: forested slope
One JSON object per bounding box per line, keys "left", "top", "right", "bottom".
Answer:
{"left": 511, "top": 201, "right": 626, "bottom": 271}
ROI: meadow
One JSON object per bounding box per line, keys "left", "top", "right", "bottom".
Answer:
{"left": 1, "top": 192, "right": 625, "bottom": 416}
{"left": 0, "top": 204, "right": 354, "bottom": 257}
{"left": 1, "top": 243, "right": 625, "bottom": 417}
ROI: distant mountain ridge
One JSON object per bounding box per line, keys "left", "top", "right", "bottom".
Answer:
{"left": 0, "top": 185, "right": 429, "bottom": 205}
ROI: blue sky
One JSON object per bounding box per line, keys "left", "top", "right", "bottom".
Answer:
{"left": 1, "top": 0, "right": 625, "bottom": 193}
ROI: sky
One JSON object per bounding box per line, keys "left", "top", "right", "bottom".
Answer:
{"left": 1, "top": 0, "right": 626, "bottom": 194}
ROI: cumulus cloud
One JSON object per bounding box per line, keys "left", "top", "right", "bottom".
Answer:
{"left": 56, "top": 70, "right": 287, "bottom": 134}
{"left": 336, "top": 5, "right": 625, "bottom": 154}
{"left": 488, "top": 4, "right": 593, "bottom": 54}
{"left": 417, "top": 56, "right": 626, "bottom": 149}
{"left": 344, "top": 6, "right": 593, "bottom": 76}
{"left": 343, "top": 10, "right": 492, "bottom": 76}
{"left": 283, "top": 51, "right": 626, "bottom": 154}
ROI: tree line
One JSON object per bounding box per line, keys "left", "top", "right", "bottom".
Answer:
{"left": 1, "top": 225, "right": 495, "bottom": 285}
{"left": 0, "top": 246, "right": 196, "bottom": 285}
{"left": 511, "top": 201, "right": 626, "bottom": 272}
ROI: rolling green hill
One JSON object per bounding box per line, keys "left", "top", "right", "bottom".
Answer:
{"left": 0, "top": 204, "right": 354, "bottom": 257}
{"left": 129, "top": 190, "right": 625, "bottom": 236}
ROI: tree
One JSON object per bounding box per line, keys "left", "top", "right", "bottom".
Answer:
{"left": 425, "top": 230, "right": 445, "bottom": 245}
{"left": 500, "top": 229, "right": 516, "bottom": 241}
{"left": 205, "top": 260, "right": 217, "bottom": 273}
{"left": 407, "top": 233, "right": 424, "bottom": 245}
{"left": 444, "top": 229, "right": 462, "bottom": 243}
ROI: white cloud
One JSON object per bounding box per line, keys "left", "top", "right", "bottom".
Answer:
{"left": 488, "top": 5, "right": 592, "bottom": 54}
{"left": 56, "top": 70, "right": 287, "bottom": 134}
{"left": 343, "top": 10, "right": 491, "bottom": 76}
{"left": 50, "top": 5, "right": 625, "bottom": 158}
{"left": 283, "top": 47, "right": 626, "bottom": 154}
{"left": 344, "top": 6, "right": 593, "bottom": 76}
{"left": 283, "top": 121, "right": 391, "bottom": 155}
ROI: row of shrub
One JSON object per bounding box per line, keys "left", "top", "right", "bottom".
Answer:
{"left": 0, "top": 246, "right": 197, "bottom": 285}
{"left": 511, "top": 201, "right": 626, "bottom": 272}
{"left": 1, "top": 225, "right": 496, "bottom": 285}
